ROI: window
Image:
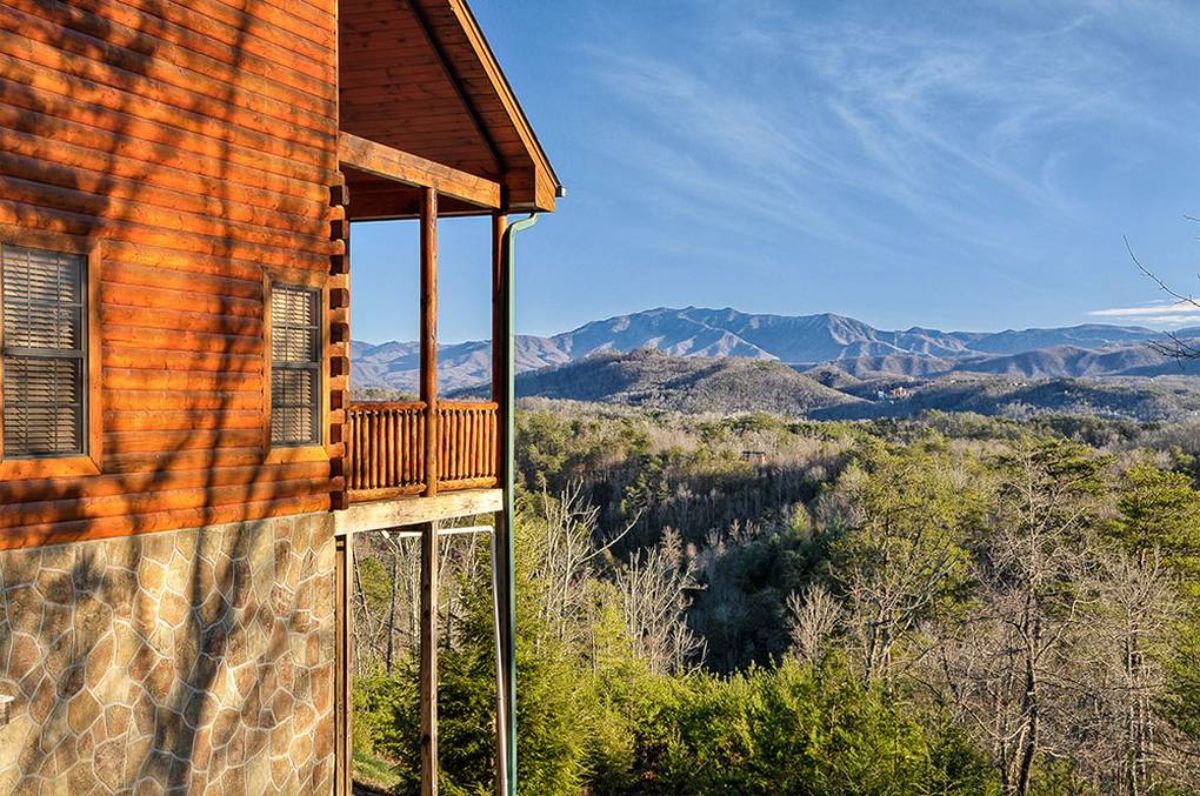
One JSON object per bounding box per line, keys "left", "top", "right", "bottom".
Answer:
{"left": 271, "top": 284, "right": 321, "bottom": 445}
{"left": 1, "top": 245, "right": 87, "bottom": 458}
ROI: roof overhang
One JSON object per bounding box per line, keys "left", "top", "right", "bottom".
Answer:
{"left": 338, "top": 0, "right": 561, "bottom": 219}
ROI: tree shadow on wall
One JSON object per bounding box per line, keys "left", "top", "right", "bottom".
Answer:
{"left": 0, "top": 0, "right": 336, "bottom": 791}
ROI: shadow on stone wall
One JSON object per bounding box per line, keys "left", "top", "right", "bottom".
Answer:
{"left": 0, "top": 514, "right": 335, "bottom": 793}
{"left": 0, "top": 0, "right": 338, "bottom": 791}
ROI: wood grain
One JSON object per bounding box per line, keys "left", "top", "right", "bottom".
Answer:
{"left": 0, "top": 0, "right": 336, "bottom": 547}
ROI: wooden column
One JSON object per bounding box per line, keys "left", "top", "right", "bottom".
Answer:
{"left": 491, "top": 213, "right": 508, "bottom": 451}
{"left": 490, "top": 212, "right": 509, "bottom": 796}
{"left": 419, "top": 521, "right": 440, "bottom": 796}
{"left": 334, "top": 533, "right": 354, "bottom": 796}
{"left": 421, "top": 188, "right": 439, "bottom": 496}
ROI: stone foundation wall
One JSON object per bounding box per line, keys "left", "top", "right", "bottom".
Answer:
{"left": 0, "top": 512, "right": 336, "bottom": 795}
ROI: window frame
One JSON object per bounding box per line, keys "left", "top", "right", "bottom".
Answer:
{"left": 264, "top": 269, "right": 329, "bottom": 460}
{"left": 0, "top": 233, "right": 102, "bottom": 480}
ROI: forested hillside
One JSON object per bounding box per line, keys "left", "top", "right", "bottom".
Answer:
{"left": 511, "top": 349, "right": 862, "bottom": 414}
{"left": 508, "top": 351, "right": 1200, "bottom": 423}
{"left": 352, "top": 403, "right": 1200, "bottom": 794}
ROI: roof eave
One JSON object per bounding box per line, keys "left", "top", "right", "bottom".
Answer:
{"left": 443, "top": 0, "right": 564, "bottom": 209}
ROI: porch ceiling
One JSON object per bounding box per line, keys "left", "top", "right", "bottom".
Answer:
{"left": 338, "top": 0, "right": 560, "bottom": 216}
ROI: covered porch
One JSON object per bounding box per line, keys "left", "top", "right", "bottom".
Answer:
{"left": 331, "top": 0, "right": 560, "bottom": 510}
{"left": 331, "top": 2, "right": 561, "bottom": 794}
{"left": 334, "top": 128, "right": 514, "bottom": 507}
{"left": 335, "top": 128, "right": 513, "bottom": 507}
{"left": 334, "top": 0, "right": 559, "bottom": 510}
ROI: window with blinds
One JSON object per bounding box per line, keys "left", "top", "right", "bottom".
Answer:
{"left": 271, "top": 284, "right": 321, "bottom": 446}
{"left": 1, "top": 245, "right": 87, "bottom": 458}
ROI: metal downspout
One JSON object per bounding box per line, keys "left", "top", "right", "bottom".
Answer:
{"left": 502, "top": 213, "right": 538, "bottom": 796}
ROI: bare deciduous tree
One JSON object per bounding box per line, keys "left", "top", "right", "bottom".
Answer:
{"left": 615, "top": 527, "right": 705, "bottom": 673}
{"left": 1075, "top": 550, "right": 1190, "bottom": 795}
{"left": 927, "top": 443, "right": 1101, "bottom": 796}
{"left": 786, "top": 582, "right": 841, "bottom": 664}
{"left": 526, "top": 483, "right": 638, "bottom": 647}
{"left": 828, "top": 459, "right": 972, "bottom": 682}
{"left": 1125, "top": 231, "right": 1200, "bottom": 361}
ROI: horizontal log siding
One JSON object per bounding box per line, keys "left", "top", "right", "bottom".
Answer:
{"left": 0, "top": 0, "right": 339, "bottom": 550}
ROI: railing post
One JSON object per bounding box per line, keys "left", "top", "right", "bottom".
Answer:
{"left": 421, "top": 187, "right": 439, "bottom": 497}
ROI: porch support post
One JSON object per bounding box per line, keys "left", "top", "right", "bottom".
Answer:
{"left": 421, "top": 188, "right": 439, "bottom": 496}
{"left": 419, "top": 186, "right": 441, "bottom": 796}
{"left": 490, "top": 211, "right": 509, "bottom": 796}
{"left": 419, "top": 520, "right": 440, "bottom": 796}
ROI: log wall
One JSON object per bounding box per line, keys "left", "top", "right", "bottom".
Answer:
{"left": 0, "top": 0, "right": 342, "bottom": 550}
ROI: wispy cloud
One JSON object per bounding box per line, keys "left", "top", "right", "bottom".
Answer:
{"left": 1089, "top": 300, "right": 1200, "bottom": 327}
{"left": 579, "top": 2, "right": 1183, "bottom": 259}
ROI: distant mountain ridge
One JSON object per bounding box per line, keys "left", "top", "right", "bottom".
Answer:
{"left": 351, "top": 306, "right": 1197, "bottom": 393}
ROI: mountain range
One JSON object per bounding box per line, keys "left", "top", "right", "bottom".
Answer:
{"left": 351, "top": 306, "right": 1200, "bottom": 394}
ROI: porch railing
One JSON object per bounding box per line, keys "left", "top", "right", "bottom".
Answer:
{"left": 345, "top": 400, "right": 499, "bottom": 499}
{"left": 437, "top": 401, "right": 501, "bottom": 490}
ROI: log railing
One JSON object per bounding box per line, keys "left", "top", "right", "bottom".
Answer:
{"left": 345, "top": 400, "right": 499, "bottom": 500}
{"left": 437, "top": 401, "right": 500, "bottom": 490}
{"left": 345, "top": 402, "right": 427, "bottom": 498}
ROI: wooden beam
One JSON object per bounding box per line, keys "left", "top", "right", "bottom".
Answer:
{"left": 338, "top": 132, "right": 500, "bottom": 209}
{"left": 332, "top": 489, "right": 502, "bottom": 536}
{"left": 421, "top": 188, "right": 439, "bottom": 497}
{"left": 337, "top": 189, "right": 491, "bottom": 222}
{"left": 420, "top": 520, "right": 440, "bottom": 796}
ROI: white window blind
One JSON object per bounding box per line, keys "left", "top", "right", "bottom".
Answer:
{"left": 271, "top": 284, "right": 321, "bottom": 445}
{"left": 1, "top": 245, "right": 87, "bottom": 457}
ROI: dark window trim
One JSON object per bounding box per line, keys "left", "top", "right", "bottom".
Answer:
{"left": 270, "top": 283, "right": 322, "bottom": 447}
{"left": 1, "top": 245, "right": 88, "bottom": 460}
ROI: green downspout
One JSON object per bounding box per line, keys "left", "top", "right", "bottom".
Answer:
{"left": 502, "top": 212, "right": 538, "bottom": 796}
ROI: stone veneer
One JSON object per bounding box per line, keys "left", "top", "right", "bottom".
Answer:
{"left": 0, "top": 512, "right": 336, "bottom": 795}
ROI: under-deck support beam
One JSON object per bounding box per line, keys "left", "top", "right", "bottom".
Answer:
{"left": 420, "top": 187, "right": 441, "bottom": 796}
{"left": 420, "top": 520, "right": 440, "bottom": 796}
{"left": 334, "top": 534, "right": 354, "bottom": 796}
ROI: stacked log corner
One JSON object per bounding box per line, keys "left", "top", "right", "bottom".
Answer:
{"left": 330, "top": 173, "right": 351, "bottom": 510}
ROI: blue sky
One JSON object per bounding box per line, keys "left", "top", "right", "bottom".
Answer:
{"left": 350, "top": 0, "right": 1200, "bottom": 344}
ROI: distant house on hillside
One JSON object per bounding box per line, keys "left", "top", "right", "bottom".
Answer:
{"left": 0, "top": 2, "right": 559, "bottom": 793}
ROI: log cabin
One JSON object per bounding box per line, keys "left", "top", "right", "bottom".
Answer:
{"left": 0, "top": 1, "right": 560, "bottom": 793}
